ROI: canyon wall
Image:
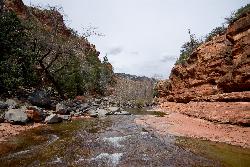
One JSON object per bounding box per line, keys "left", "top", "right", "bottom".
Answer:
{"left": 157, "top": 12, "right": 250, "bottom": 103}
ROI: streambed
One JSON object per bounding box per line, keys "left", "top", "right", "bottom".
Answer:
{"left": 0, "top": 110, "right": 249, "bottom": 167}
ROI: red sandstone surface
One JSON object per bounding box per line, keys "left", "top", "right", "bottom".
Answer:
{"left": 135, "top": 109, "right": 250, "bottom": 148}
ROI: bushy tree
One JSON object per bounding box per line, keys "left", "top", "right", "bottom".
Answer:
{"left": 0, "top": 11, "right": 37, "bottom": 91}
{"left": 0, "top": 4, "right": 114, "bottom": 98}
{"left": 175, "top": 29, "right": 202, "bottom": 65}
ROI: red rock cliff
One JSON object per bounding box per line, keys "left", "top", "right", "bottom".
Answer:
{"left": 158, "top": 12, "right": 250, "bottom": 103}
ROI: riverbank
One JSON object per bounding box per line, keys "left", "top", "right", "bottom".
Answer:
{"left": 135, "top": 107, "right": 250, "bottom": 148}
{"left": 0, "top": 123, "right": 42, "bottom": 142}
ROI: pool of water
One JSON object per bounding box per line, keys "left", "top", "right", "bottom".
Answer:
{"left": 176, "top": 137, "right": 250, "bottom": 167}
{"left": 0, "top": 110, "right": 249, "bottom": 167}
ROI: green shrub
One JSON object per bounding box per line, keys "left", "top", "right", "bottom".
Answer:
{"left": 225, "top": 4, "right": 250, "bottom": 24}
{"left": 205, "top": 26, "right": 226, "bottom": 42}
{"left": 0, "top": 11, "right": 37, "bottom": 91}
{"left": 175, "top": 30, "right": 202, "bottom": 65}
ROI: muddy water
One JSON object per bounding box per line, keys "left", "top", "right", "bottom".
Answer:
{"left": 0, "top": 110, "right": 249, "bottom": 167}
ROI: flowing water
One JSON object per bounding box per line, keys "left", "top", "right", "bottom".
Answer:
{"left": 0, "top": 110, "right": 249, "bottom": 167}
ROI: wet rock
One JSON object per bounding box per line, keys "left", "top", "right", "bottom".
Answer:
{"left": 26, "top": 106, "right": 45, "bottom": 122}
{"left": 28, "top": 90, "right": 51, "bottom": 108}
{"left": 5, "top": 109, "right": 28, "bottom": 124}
{"left": 44, "top": 114, "right": 62, "bottom": 124}
{"left": 6, "top": 99, "right": 17, "bottom": 109}
{"left": 0, "top": 101, "right": 8, "bottom": 109}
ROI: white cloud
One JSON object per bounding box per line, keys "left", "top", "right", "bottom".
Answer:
{"left": 23, "top": 0, "right": 249, "bottom": 79}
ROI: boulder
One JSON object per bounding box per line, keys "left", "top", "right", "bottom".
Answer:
{"left": 80, "top": 103, "right": 89, "bottom": 110}
{"left": 5, "top": 109, "right": 28, "bottom": 124}
{"left": 87, "top": 110, "right": 98, "bottom": 117}
{"left": 56, "top": 103, "right": 68, "bottom": 115}
{"left": 6, "top": 99, "right": 17, "bottom": 109}
{"left": 26, "top": 106, "right": 45, "bottom": 122}
{"left": 96, "top": 109, "right": 108, "bottom": 117}
{"left": 107, "top": 107, "right": 120, "bottom": 114}
{"left": 73, "top": 112, "right": 81, "bottom": 117}
{"left": 28, "top": 90, "right": 51, "bottom": 108}
{"left": 44, "top": 114, "right": 62, "bottom": 124}
{"left": 0, "top": 101, "right": 8, "bottom": 109}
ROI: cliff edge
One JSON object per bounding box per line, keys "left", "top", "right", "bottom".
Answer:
{"left": 157, "top": 12, "right": 250, "bottom": 103}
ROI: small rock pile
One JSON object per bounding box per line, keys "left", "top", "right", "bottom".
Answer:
{"left": 0, "top": 96, "right": 132, "bottom": 125}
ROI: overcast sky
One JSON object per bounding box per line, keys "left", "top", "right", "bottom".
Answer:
{"left": 23, "top": 0, "right": 249, "bottom": 78}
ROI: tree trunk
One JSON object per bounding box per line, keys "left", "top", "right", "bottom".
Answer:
{"left": 39, "top": 60, "right": 65, "bottom": 99}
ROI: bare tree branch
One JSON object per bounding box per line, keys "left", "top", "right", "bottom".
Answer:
{"left": 45, "top": 51, "right": 62, "bottom": 70}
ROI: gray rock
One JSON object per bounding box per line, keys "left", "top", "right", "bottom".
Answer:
{"left": 28, "top": 90, "right": 51, "bottom": 108}
{"left": 80, "top": 103, "right": 89, "bottom": 110}
{"left": 45, "top": 114, "right": 62, "bottom": 124}
{"left": 74, "top": 112, "right": 81, "bottom": 117}
{"left": 87, "top": 110, "right": 98, "bottom": 117}
{"left": 6, "top": 99, "right": 17, "bottom": 109}
{"left": 58, "top": 115, "right": 71, "bottom": 121}
{"left": 95, "top": 99, "right": 102, "bottom": 104}
{"left": 71, "top": 107, "right": 77, "bottom": 112}
{"left": 92, "top": 102, "right": 99, "bottom": 107}
{"left": 56, "top": 103, "right": 68, "bottom": 114}
{"left": 96, "top": 109, "right": 108, "bottom": 117}
{"left": 114, "top": 110, "right": 131, "bottom": 115}
{"left": 5, "top": 109, "right": 28, "bottom": 124}
{"left": 108, "top": 107, "right": 120, "bottom": 114}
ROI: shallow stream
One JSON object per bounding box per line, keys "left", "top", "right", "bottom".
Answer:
{"left": 0, "top": 109, "right": 249, "bottom": 167}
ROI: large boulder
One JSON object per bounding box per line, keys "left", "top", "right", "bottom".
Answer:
{"left": 28, "top": 90, "right": 52, "bottom": 108}
{"left": 4, "top": 109, "right": 28, "bottom": 124}
{"left": 44, "top": 114, "right": 62, "bottom": 124}
{"left": 25, "top": 106, "right": 45, "bottom": 122}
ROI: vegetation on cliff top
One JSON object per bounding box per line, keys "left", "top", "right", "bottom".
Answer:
{"left": 175, "top": 4, "right": 250, "bottom": 65}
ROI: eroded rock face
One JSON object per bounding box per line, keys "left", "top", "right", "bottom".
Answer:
{"left": 158, "top": 13, "right": 250, "bottom": 103}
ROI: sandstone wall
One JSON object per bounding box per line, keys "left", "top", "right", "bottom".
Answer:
{"left": 159, "top": 13, "right": 250, "bottom": 103}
